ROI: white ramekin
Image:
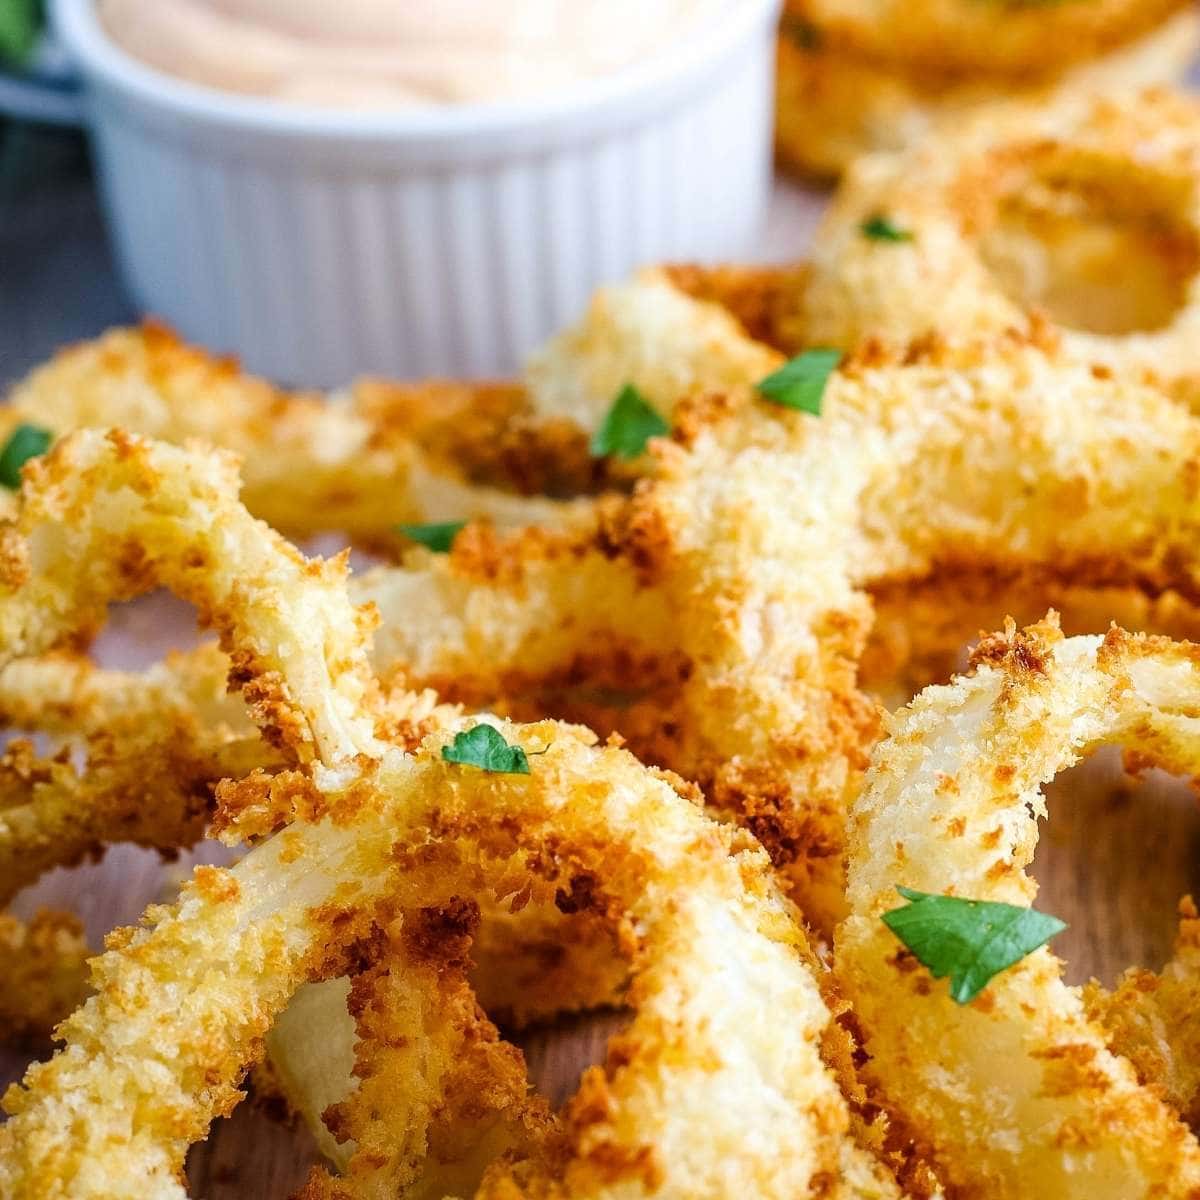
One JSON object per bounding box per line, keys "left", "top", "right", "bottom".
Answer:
{"left": 52, "top": 0, "right": 782, "bottom": 386}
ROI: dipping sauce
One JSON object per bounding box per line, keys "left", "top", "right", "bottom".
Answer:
{"left": 97, "top": 0, "right": 726, "bottom": 108}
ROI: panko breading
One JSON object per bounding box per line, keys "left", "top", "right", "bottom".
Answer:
{"left": 4, "top": 270, "right": 777, "bottom": 540}
{"left": 774, "top": 10, "right": 1199, "bottom": 178}
{"left": 805, "top": 88, "right": 1200, "bottom": 406}
{"left": 355, "top": 335, "right": 1200, "bottom": 930}
{"left": 837, "top": 620, "right": 1200, "bottom": 1198}
{"left": 0, "top": 648, "right": 274, "bottom": 909}
{"left": 1084, "top": 895, "right": 1200, "bottom": 1131}
{"left": 0, "top": 435, "right": 911, "bottom": 1199}
{"left": 0, "top": 429, "right": 384, "bottom": 771}
{"left": 0, "top": 910, "right": 91, "bottom": 1044}
{"left": 787, "top": 0, "right": 1193, "bottom": 77}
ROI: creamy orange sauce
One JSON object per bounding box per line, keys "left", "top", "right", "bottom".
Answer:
{"left": 98, "top": 0, "right": 725, "bottom": 107}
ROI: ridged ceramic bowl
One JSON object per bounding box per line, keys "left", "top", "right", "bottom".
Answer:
{"left": 53, "top": 0, "right": 782, "bottom": 385}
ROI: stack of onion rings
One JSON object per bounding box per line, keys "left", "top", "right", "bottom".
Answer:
{"left": 0, "top": 433, "right": 915, "bottom": 1198}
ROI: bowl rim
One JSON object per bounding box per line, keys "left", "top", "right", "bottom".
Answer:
{"left": 53, "top": 0, "right": 782, "bottom": 141}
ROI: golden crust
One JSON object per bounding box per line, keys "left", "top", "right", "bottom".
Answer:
{"left": 357, "top": 337, "right": 1200, "bottom": 931}
{"left": 837, "top": 622, "right": 1200, "bottom": 1197}
{"left": 806, "top": 87, "right": 1200, "bottom": 404}
{"left": 0, "top": 436, "right": 908, "bottom": 1198}
{"left": 785, "top": 0, "right": 1192, "bottom": 77}
{"left": 0, "top": 428, "right": 384, "bottom": 769}
{"left": 1085, "top": 895, "right": 1200, "bottom": 1130}
{"left": 0, "top": 910, "right": 91, "bottom": 1045}
{"left": 774, "top": 14, "right": 1200, "bottom": 178}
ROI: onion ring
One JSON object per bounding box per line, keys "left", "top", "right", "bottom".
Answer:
{"left": 5, "top": 271, "right": 776, "bottom": 539}
{"left": 836, "top": 619, "right": 1200, "bottom": 1197}
{"left": 774, "top": 12, "right": 1200, "bottom": 178}
{"left": 0, "top": 434, "right": 908, "bottom": 1197}
{"left": 784, "top": 0, "right": 1193, "bottom": 78}
{"left": 805, "top": 88, "right": 1200, "bottom": 405}
{"left": 238, "top": 723, "right": 905, "bottom": 1200}
{"left": 355, "top": 335, "right": 1200, "bottom": 929}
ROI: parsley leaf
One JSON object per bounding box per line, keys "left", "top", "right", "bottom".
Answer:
{"left": 0, "top": 0, "right": 43, "bottom": 66}
{"left": 756, "top": 349, "right": 841, "bottom": 415}
{"left": 396, "top": 521, "right": 466, "bottom": 553}
{"left": 860, "top": 214, "right": 913, "bottom": 243}
{"left": 590, "top": 384, "right": 669, "bottom": 460}
{"left": 882, "top": 886, "right": 1066, "bottom": 1004}
{"left": 441, "top": 725, "right": 536, "bottom": 775}
{"left": 0, "top": 424, "right": 52, "bottom": 490}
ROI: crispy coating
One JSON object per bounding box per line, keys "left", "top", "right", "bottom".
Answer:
{"left": 1085, "top": 895, "right": 1200, "bottom": 1130}
{"left": 265, "top": 723, "right": 904, "bottom": 1200}
{"left": 785, "top": 0, "right": 1193, "bottom": 77}
{"left": 863, "top": 573, "right": 1200, "bottom": 705}
{"left": 523, "top": 269, "right": 781, "bottom": 431}
{"left": 0, "top": 910, "right": 91, "bottom": 1044}
{"left": 7, "top": 272, "right": 775, "bottom": 540}
{"left": 0, "top": 436, "right": 907, "bottom": 1198}
{"left": 806, "top": 88, "right": 1200, "bottom": 405}
{"left": 837, "top": 621, "right": 1200, "bottom": 1197}
{"left": 356, "top": 337, "right": 1200, "bottom": 930}
{"left": 285, "top": 908, "right": 554, "bottom": 1200}
{"left": 0, "top": 648, "right": 275, "bottom": 909}
{"left": 0, "top": 428, "right": 384, "bottom": 771}
{"left": 775, "top": 13, "right": 1199, "bottom": 179}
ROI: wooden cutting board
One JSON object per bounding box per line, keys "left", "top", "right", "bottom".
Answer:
{"left": 4, "top": 594, "right": 1200, "bottom": 1197}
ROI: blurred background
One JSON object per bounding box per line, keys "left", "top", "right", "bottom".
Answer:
{"left": 2, "top": 0, "right": 1197, "bottom": 385}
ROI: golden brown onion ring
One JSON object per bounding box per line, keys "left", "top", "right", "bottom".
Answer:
{"left": 837, "top": 620, "right": 1200, "bottom": 1197}
{"left": 0, "top": 428, "right": 384, "bottom": 770}
{"left": 246, "top": 723, "right": 906, "bottom": 1200}
{"left": 805, "top": 88, "right": 1200, "bottom": 405}
{"left": 784, "top": 0, "right": 1192, "bottom": 78}
{"left": 357, "top": 336, "right": 1200, "bottom": 930}
{"left": 5, "top": 271, "right": 777, "bottom": 538}
{"left": 0, "top": 909, "right": 91, "bottom": 1044}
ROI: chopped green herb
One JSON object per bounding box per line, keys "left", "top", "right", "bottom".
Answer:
{"left": 0, "top": 424, "right": 52, "bottom": 490}
{"left": 882, "top": 886, "right": 1066, "bottom": 1005}
{"left": 756, "top": 349, "right": 842, "bottom": 415}
{"left": 396, "top": 521, "right": 466, "bottom": 554}
{"left": 860, "top": 214, "right": 913, "bottom": 243}
{"left": 0, "top": 0, "right": 43, "bottom": 66}
{"left": 441, "top": 724, "right": 540, "bottom": 775}
{"left": 590, "top": 384, "right": 669, "bottom": 460}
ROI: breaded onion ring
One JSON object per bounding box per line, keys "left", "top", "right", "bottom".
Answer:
{"left": 0, "top": 427, "right": 384, "bottom": 770}
{"left": 0, "top": 909, "right": 91, "bottom": 1044}
{"left": 1085, "top": 895, "right": 1200, "bottom": 1131}
{"left": 786, "top": 0, "right": 1193, "bottom": 77}
{"left": 0, "top": 436, "right": 906, "bottom": 1198}
{"left": 357, "top": 337, "right": 1200, "bottom": 928}
{"left": 805, "top": 88, "right": 1200, "bottom": 405}
{"left": 774, "top": 12, "right": 1200, "bottom": 178}
{"left": 5, "top": 271, "right": 776, "bottom": 537}
{"left": 237, "top": 723, "right": 904, "bottom": 1200}
{"left": 837, "top": 620, "right": 1200, "bottom": 1197}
